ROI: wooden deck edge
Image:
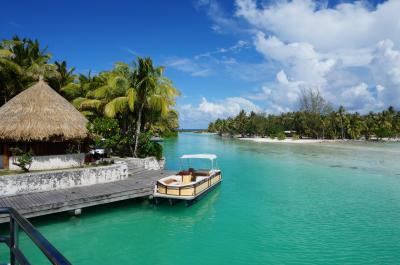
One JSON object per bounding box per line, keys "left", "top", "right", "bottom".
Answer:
{"left": 0, "top": 189, "right": 153, "bottom": 224}
{"left": 0, "top": 169, "right": 173, "bottom": 224}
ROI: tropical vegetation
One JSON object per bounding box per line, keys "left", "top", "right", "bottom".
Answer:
{"left": 208, "top": 90, "right": 400, "bottom": 140}
{"left": 0, "top": 36, "right": 180, "bottom": 158}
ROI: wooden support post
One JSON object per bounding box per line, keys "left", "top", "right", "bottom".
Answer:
{"left": 3, "top": 143, "right": 9, "bottom": 169}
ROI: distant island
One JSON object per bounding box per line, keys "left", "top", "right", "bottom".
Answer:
{"left": 177, "top": 129, "right": 208, "bottom": 133}
{"left": 207, "top": 90, "right": 400, "bottom": 142}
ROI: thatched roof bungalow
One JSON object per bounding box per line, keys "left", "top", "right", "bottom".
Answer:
{"left": 0, "top": 79, "right": 88, "bottom": 170}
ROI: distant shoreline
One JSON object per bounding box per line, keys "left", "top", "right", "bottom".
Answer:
{"left": 239, "top": 137, "right": 400, "bottom": 144}
{"left": 240, "top": 137, "right": 335, "bottom": 144}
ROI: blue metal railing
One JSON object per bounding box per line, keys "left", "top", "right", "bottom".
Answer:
{"left": 0, "top": 207, "right": 72, "bottom": 265}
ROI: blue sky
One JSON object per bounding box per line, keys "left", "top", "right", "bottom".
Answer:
{"left": 1, "top": 0, "right": 398, "bottom": 128}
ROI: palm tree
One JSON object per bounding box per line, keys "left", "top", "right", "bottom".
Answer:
{"left": 0, "top": 44, "right": 22, "bottom": 105}
{"left": 148, "top": 109, "right": 179, "bottom": 136}
{"left": 347, "top": 113, "right": 363, "bottom": 139}
{"left": 130, "top": 57, "right": 178, "bottom": 157}
{"left": 234, "top": 110, "right": 248, "bottom": 137}
{"left": 363, "top": 112, "right": 376, "bottom": 140}
{"left": 61, "top": 72, "right": 107, "bottom": 119}
{"left": 375, "top": 108, "right": 393, "bottom": 139}
{"left": 98, "top": 59, "right": 178, "bottom": 157}
{"left": 47, "top": 60, "right": 76, "bottom": 92}
{"left": 0, "top": 36, "right": 56, "bottom": 105}
{"left": 337, "top": 106, "right": 346, "bottom": 139}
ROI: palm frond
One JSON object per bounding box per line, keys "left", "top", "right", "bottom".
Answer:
{"left": 104, "top": 97, "right": 128, "bottom": 118}
{"left": 71, "top": 97, "right": 87, "bottom": 109}
{"left": 0, "top": 58, "right": 22, "bottom": 74}
{"left": 148, "top": 95, "right": 169, "bottom": 117}
{"left": 87, "top": 85, "right": 109, "bottom": 99}
{"left": 127, "top": 88, "right": 136, "bottom": 111}
{"left": 61, "top": 83, "right": 82, "bottom": 99}
{"left": 80, "top": 110, "right": 97, "bottom": 119}
{"left": 79, "top": 99, "right": 103, "bottom": 110}
{"left": 0, "top": 49, "right": 14, "bottom": 58}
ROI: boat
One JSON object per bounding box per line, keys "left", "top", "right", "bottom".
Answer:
{"left": 153, "top": 154, "right": 222, "bottom": 205}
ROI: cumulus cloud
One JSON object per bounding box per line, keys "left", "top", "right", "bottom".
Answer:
{"left": 370, "top": 39, "right": 400, "bottom": 107}
{"left": 179, "top": 97, "right": 262, "bottom": 128}
{"left": 235, "top": 0, "right": 400, "bottom": 51}
{"left": 254, "top": 33, "right": 335, "bottom": 83}
{"left": 233, "top": 0, "right": 400, "bottom": 113}
{"left": 248, "top": 70, "right": 307, "bottom": 113}
{"left": 337, "top": 83, "right": 383, "bottom": 112}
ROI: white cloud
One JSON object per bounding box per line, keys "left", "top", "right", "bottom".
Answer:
{"left": 179, "top": 96, "right": 262, "bottom": 128}
{"left": 248, "top": 70, "right": 306, "bottom": 113}
{"left": 235, "top": 0, "right": 400, "bottom": 51}
{"left": 254, "top": 33, "right": 335, "bottom": 83}
{"left": 370, "top": 39, "right": 400, "bottom": 107}
{"left": 196, "top": 0, "right": 250, "bottom": 34}
{"left": 338, "top": 83, "right": 383, "bottom": 112}
{"left": 165, "top": 58, "right": 212, "bottom": 77}
{"left": 194, "top": 40, "right": 250, "bottom": 59}
{"left": 199, "top": 96, "right": 261, "bottom": 116}
{"left": 166, "top": 40, "right": 268, "bottom": 81}
{"left": 232, "top": 0, "right": 400, "bottom": 113}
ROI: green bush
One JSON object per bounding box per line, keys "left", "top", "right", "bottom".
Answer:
{"left": 162, "top": 130, "right": 178, "bottom": 138}
{"left": 9, "top": 147, "right": 33, "bottom": 172}
{"left": 277, "top": 132, "right": 286, "bottom": 140}
{"left": 137, "top": 132, "right": 163, "bottom": 160}
{"left": 87, "top": 118, "right": 164, "bottom": 159}
{"left": 88, "top": 117, "right": 122, "bottom": 150}
{"left": 292, "top": 134, "right": 300, "bottom": 140}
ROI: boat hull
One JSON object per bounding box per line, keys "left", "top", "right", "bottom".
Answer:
{"left": 185, "top": 180, "right": 221, "bottom": 206}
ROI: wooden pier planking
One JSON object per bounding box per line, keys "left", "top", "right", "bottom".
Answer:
{"left": 0, "top": 169, "right": 172, "bottom": 223}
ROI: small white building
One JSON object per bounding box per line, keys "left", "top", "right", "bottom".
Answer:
{"left": 284, "top": 130, "right": 297, "bottom": 137}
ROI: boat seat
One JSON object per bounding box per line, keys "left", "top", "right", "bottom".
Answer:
{"left": 164, "top": 179, "right": 177, "bottom": 185}
{"left": 182, "top": 174, "right": 196, "bottom": 184}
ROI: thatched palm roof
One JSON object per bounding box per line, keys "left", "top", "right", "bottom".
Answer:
{"left": 0, "top": 79, "right": 88, "bottom": 142}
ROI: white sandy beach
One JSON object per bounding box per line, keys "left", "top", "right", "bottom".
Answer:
{"left": 240, "top": 137, "right": 341, "bottom": 144}
{"left": 239, "top": 136, "right": 400, "bottom": 144}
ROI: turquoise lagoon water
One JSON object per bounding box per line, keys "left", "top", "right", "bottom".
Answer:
{"left": 5, "top": 133, "right": 400, "bottom": 264}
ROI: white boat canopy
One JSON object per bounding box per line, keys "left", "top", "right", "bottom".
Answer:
{"left": 180, "top": 154, "right": 217, "bottom": 160}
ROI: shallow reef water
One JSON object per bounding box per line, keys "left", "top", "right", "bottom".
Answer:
{"left": 7, "top": 133, "right": 400, "bottom": 265}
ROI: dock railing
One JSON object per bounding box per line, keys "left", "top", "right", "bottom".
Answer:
{"left": 0, "top": 207, "right": 72, "bottom": 265}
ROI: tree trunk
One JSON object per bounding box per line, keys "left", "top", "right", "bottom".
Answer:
{"left": 122, "top": 115, "right": 127, "bottom": 134}
{"left": 133, "top": 104, "right": 144, "bottom": 157}
{"left": 3, "top": 143, "right": 9, "bottom": 169}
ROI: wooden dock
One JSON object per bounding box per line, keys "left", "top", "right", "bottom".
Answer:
{"left": 0, "top": 169, "right": 172, "bottom": 223}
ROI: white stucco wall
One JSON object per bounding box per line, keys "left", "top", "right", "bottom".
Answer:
{"left": 0, "top": 161, "right": 128, "bottom": 196}
{"left": 124, "top": 157, "right": 165, "bottom": 170}
{"left": 9, "top": 153, "right": 85, "bottom": 171}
